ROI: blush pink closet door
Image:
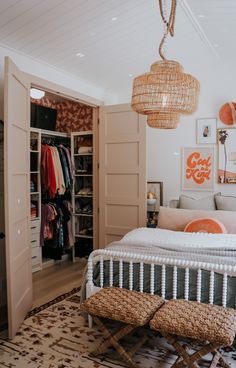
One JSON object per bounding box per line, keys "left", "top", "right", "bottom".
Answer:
{"left": 4, "top": 57, "right": 32, "bottom": 338}
{"left": 99, "top": 104, "right": 146, "bottom": 247}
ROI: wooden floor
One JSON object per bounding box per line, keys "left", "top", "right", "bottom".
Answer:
{"left": 32, "top": 259, "right": 87, "bottom": 309}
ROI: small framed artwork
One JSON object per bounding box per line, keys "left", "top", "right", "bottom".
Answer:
{"left": 218, "top": 128, "right": 236, "bottom": 184}
{"left": 182, "top": 146, "right": 214, "bottom": 191}
{"left": 196, "top": 118, "right": 217, "bottom": 144}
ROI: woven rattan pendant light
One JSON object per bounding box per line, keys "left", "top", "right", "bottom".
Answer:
{"left": 131, "top": 0, "right": 200, "bottom": 129}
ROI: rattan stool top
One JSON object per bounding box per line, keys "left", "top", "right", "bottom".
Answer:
{"left": 81, "top": 287, "right": 164, "bottom": 326}
{"left": 150, "top": 299, "right": 236, "bottom": 346}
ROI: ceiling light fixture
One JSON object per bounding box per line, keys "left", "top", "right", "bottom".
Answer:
{"left": 129, "top": 73, "right": 133, "bottom": 77}
{"left": 111, "top": 17, "right": 118, "bottom": 21}
{"left": 30, "top": 88, "right": 45, "bottom": 99}
{"left": 198, "top": 14, "right": 205, "bottom": 18}
{"left": 131, "top": 0, "right": 200, "bottom": 129}
{"left": 76, "top": 52, "right": 85, "bottom": 58}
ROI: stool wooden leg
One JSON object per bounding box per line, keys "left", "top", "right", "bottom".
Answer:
{"left": 217, "top": 354, "right": 230, "bottom": 368}
{"left": 163, "top": 333, "right": 200, "bottom": 368}
{"left": 128, "top": 331, "right": 147, "bottom": 357}
{"left": 163, "top": 333, "right": 229, "bottom": 368}
{"left": 92, "top": 316, "right": 138, "bottom": 368}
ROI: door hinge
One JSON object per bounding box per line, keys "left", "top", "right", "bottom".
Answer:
{"left": 0, "top": 232, "right": 5, "bottom": 239}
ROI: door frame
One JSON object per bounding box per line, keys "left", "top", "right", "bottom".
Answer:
{"left": 26, "top": 73, "right": 101, "bottom": 250}
{"left": 25, "top": 72, "right": 103, "bottom": 108}
{"left": 4, "top": 59, "right": 102, "bottom": 337}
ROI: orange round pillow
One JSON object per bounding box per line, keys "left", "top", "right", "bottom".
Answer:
{"left": 219, "top": 102, "right": 236, "bottom": 125}
{"left": 184, "top": 218, "right": 227, "bottom": 234}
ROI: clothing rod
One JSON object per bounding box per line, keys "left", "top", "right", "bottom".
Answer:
{"left": 40, "top": 129, "right": 70, "bottom": 138}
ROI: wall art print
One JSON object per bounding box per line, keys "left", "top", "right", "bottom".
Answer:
{"left": 218, "top": 128, "right": 236, "bottom": 184}
{"left": 196, "top": 118, "right": 217, "bottom": 144}
{"left": 182, "top": 146, "right": 214, "bottom": 191}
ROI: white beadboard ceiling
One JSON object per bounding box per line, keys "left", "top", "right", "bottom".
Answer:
{"left": 0, "top": 0, "right": 232, "bottom": 98}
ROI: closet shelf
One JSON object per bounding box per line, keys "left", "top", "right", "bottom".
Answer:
{"left": 40, "top": 129, "right": 70, "bottom": 138}
{"left": 75, "top": 194, "right": 93, "bottom": 198}
{"left": 74, "top": 153, "right": 93, "bottom": 156}
{"left": 30, "top": 192, "right": 39, "bottom": 195}
{"left": 74, "top": 213, "right": 93, "bottom": 217}
{"left": 75, "top": 174, "right": 93, "bottom": 177}
{"left": 30, "top": 171, "right": 39, "bottom": 174}
{"left": 75, "top": 234, "right": 93, "bottom": 239}
{"left": 30, "top": 150, "right": 39, "bottom": 153}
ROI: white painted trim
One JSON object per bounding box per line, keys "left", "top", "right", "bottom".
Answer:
{"left": 27, "top": 73, "right": 103, "bottom": 107}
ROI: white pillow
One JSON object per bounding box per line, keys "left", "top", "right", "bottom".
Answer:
{"left": 215, "top": 194, "right": 236, "bottom": 211}
{"left": 179, "top": 194, "right": 218, "bottom": 210}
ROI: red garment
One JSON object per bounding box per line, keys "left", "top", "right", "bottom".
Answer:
{"left": 41, "top": 145, "right": 57, "bottom": 198}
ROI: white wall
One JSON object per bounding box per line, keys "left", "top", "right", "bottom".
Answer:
{"left": 146, "top": 61, "right": 236, "bottom": 204}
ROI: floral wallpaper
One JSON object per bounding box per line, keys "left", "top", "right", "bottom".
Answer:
{"left": 31, "top": 97, "right": 93, "bottom": 133}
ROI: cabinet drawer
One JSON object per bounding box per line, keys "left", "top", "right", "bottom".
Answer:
{"left": 31, "top": 247, "right": 42, "bottom": 267}
{"left": 31, "top": 232, "right": 40, "bottom": 248}
{"left": 30, "top": 220, "right": 40, "bottom": 234}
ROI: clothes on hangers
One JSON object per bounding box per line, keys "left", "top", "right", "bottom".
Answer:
{"left": 40, "top": 200, "right": 74, "bottom": 259}
{"left": 41, "top": 143, "right": 73, "bottom": 198}
{"left": 41, "top": 144, "right": 57, "bottom": 197}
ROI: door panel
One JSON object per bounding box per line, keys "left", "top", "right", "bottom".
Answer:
{"left": 99, "top": 104, "right": 146, "bottom": 247}
{"left": 4, "top": 56, "right": 32, "bottom": 338}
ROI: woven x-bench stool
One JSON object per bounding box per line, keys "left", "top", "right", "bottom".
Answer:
{"left": 150, "top": 299, "right": 236, "bottom": 368}
{"left": 81, "top": 287, "right": 164, "bottom": 368}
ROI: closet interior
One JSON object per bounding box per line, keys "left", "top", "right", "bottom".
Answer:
{"left": 30, "top": 90, "right": 98, "bottom": 273}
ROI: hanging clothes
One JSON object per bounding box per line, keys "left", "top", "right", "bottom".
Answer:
{"left": 41, "top": 144, "right": 57, "bottom": 198}
{"left": 40, "top": 200, "right": 73, "bottom": 260}
{"left": 41, "top": 143, "right": 73, "bottom": 198}
{"left": 58, "top": 146, "right": 71, "bottom": 189}
{"left": 51, "top": 146, "right": 65, "bottom": 195}
{"left": 61, "top": 145, "right": 74, "bottom": 182}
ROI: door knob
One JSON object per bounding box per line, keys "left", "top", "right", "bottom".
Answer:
{"left": 0, "top": 232, "right": 5, "bottom": 239}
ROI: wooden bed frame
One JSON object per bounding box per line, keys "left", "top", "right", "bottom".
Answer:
{"left": 86, "top": 249, "right": 236, "bottom": 309}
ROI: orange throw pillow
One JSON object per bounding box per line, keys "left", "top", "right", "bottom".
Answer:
{"left": 184, "top": 218, "right": 227, "bottom": 234}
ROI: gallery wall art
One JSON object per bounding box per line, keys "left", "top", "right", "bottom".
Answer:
{"left": 182, "top": 146, "right": 214, "bottom": 191}
{"left": 196, "top": 118, "right": 216, "bottom": 144}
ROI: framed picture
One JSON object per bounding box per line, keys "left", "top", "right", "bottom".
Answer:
{"left": 147, "top": 181, "right": 163, "bottom": 227}
{"left": 218, "top": 128, "right": 236, "bottom": 184}
{"left": 196, "top": 118, "right": 217, "bottom": 144}
{"left": 182, "top": 146, "right": 214, "bottom": 191}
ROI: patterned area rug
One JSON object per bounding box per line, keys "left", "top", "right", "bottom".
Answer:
{"left": 0, "top": 289, "right": 235, "bottom": 368}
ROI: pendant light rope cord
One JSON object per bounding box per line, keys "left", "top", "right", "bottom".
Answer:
{"left": 158, "top": 0, "right": 177, "bottom": 60}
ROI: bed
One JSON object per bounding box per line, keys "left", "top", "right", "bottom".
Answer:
{"left": 83, "top": 227, "right": 236, "bottom": 310}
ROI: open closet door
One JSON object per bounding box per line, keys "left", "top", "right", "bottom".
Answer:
{"left": 4, "top": 57, "right": 32, "bottom": 338}
{"left": 99, "top": 104, "right": 146, "bottom": 247}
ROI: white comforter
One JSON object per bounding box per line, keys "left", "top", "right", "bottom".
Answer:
{"left": 107, "top": 228, "right": 236, "bottom": 269}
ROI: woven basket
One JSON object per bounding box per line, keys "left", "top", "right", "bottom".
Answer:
{"left": 131, "top": 60, "right": 200, "bottom": 119}
{"left": 147, "top": 112, "right": 180, "bottom": 129}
